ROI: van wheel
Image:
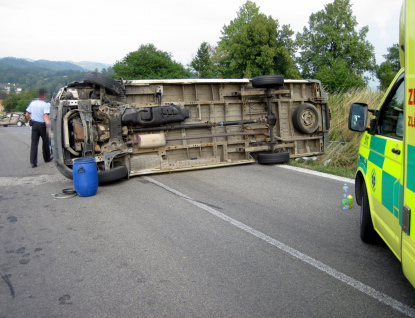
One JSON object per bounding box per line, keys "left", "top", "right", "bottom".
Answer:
{"left": 292, "top": 103, "right": 320, "bottom": 134}
{"left": 360, "top": 182, "right": 378, "bottom": 243}
{"left": 257, "top": 152, "right": 290, "bottom": 164}
{"left": 98, "top": 166, "right": 128, "bottom": 184}
{"left": 3, "top": 125, "right": 7, "bottom": 127}
{"left": 252, "top": 75, "right": 284, "bottom": 88}
{"left": 83, "top": 72, "right": 124, "bottom": 96}
{"left": 55, "top": 160, "right": 73, "bottom": 180}
{"left": 17, "top": 121, "right": 22, "bottom": 127}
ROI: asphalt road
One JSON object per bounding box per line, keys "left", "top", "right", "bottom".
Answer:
{"left": 1, "top": 125, "right": 415, "bottom": 317}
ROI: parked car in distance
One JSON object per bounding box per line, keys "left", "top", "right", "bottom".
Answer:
{"left": 0, "top": 112, "right": 27, "bottom": 127}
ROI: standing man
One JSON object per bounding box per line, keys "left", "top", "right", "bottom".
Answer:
{"left": 25, "top": 88, "right": 53, "bottom": 168}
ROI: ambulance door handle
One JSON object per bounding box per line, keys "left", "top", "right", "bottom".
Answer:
{"left": 392, "top": 149, "right": 401, "bottom": 155}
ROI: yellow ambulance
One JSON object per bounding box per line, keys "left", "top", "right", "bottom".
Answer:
{"left": 348, "top": 0, "right": 415, "bottom": 288}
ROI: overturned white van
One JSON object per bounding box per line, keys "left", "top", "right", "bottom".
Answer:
{"left": 50, "top": 73, "right": 330, "bottom": 183}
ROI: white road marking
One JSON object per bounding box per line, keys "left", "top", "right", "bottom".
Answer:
{"left": 144, "top": 176, "right": 415, "bottom": 318}
{"left": 279, "top": 165, "right": 355, "bottom": 184}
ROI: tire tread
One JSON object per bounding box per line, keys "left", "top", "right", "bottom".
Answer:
{"left": 257, "top": 152, "right": 290, "bottom": 164}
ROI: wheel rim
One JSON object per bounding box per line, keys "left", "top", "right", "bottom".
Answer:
{"left": 301, "top": 110, "right": 316, "bottom": 128}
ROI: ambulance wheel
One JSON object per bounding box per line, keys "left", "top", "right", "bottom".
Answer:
{"left": 360, "top": 182, "right": 377, "bottom": 243}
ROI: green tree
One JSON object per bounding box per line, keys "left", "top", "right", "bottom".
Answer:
{"left": 220, "top": 1, "right": 260, "bottom": 50}
{"left": 2, "top": 90, "right": 36, "bottom": 113}
{"left": 0, "top": 91, "right": 7, "bottom": 100}
{"left": 315, "top": 59, "right": 366, "bottom": 92}
{"left": 190, "top": 42, "right": 216, "bottom": 78}
{"left": 218, "top": 1, "right": 299, "bottom": 78}
{"left": 208, "top": 45, "right": 228, "bottom": 77}
{"left": 113, "top": 44, "right": 190, "bottom": 79}
{"left": 376, "top": 43, "right": 400, "bottom": 90}
{"left": 228, "top": 14, "right": 299, "bottom": 78}
{"left": 384, "top": 43, "right": 400, "bottom": 70}
{"left": 218, "top": 1, "right": 261, "bottom": 77}
{"left": 101, "top": 67, "right": 115, "bottom": 76}
{"left": 296, "top": 0, "right": 376, "bottom": 93}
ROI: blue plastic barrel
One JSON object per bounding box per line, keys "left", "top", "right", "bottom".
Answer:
{"left": 73, "top": 158, "right": 98, "bottom": 197}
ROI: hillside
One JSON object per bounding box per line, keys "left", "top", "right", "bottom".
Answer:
{"left": 0, "top": 57, "right": 113, "bottom": 72}
{"left": 0, "top": 57, "right": 85, "bottom": 71}
{"left": 69, "top": 60, "right": 113, "bottom": 71}
{"left": 0, "top": 57, "right": 87, "bottom": 96}
{"left": 0, "top": 57, "right": 114, "bottom": 95}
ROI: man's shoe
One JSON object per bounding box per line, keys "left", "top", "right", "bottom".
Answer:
{"left": 31, "top": 164, "right": 37, "bottom": 168}
{"left": 46, "top": 156, "right": 53, "bottom": 162}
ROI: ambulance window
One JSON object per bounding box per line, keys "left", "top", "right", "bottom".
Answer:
{"left": 378, "top": 78, "right": 404, "bottom": 139}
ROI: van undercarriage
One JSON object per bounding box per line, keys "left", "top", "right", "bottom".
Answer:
{"left": 51, "top": 73, "right": 330, "bottom": 183}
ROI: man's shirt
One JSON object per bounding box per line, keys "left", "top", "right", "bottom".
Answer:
{"left": 26, "top": 99, "right": 51, "bottom": 123}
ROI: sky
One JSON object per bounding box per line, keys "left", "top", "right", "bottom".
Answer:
{"left": 0, "top": 0, "right": 403, "bottom": 69}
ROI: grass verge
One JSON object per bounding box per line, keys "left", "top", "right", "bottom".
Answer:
{"left": 289, "top": 87, "right": 384, "bottom": 179}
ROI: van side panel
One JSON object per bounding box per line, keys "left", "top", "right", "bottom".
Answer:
{"left": 122, "top": 79, "right": 327, "bottom": 176}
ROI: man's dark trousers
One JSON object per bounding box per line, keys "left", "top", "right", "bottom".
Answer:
{"left": 30, "top": 121, "right": 51, "bottom": 165}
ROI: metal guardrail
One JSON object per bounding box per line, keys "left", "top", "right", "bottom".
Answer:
{"left": 323, "top": 138, "right": 348, "bottom": 166}
{"left": 294, "top": 137, "right": 348, "bottom": 166}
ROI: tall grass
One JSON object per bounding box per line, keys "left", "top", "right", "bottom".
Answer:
{"left": 290, "top": 88, "right": 384, "bottom": 178}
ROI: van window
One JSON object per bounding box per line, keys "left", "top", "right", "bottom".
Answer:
{"left": 378, "top": 78, "right": 404, "bottom": 139}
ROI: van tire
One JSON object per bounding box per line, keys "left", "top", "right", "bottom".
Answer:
{"left": 17, "top": 121, "right": 22, "bottom": 127}
{"left": 83, "top": 72, "right": 124, "bottom": 96}
{"left": 252, "top": 75, "right": 284, "bottom": 88}
{"left": 257, "top": 152, "right": 290, "bottom": 164}
{"left": 98, "top": 166, "right": 128, "bottom": 184}
{"left": 360, "top": 182, "right": 377, "bottom": 243}
{"left": 292, "top": 103, "right": 320, "bottom": 134}
{"left": 55, "top": 160, "right": 73, "bottom": 180}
